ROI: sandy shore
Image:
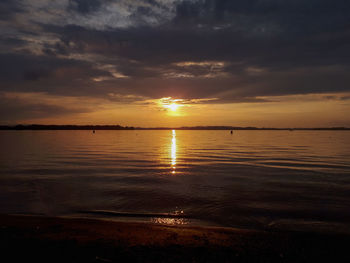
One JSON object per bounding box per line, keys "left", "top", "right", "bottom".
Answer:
{"left": 1, "top": 214, "right": 350, "bottom": 262}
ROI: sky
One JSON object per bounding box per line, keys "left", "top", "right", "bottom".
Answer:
{"left": 0, "top": 0, "right": 350, "bottom": 127}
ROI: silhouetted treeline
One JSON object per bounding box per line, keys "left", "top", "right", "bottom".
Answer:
{"left": 0, "top": 125, "right": 348, "bottom": 130}
{"left": 0, "top": 125, "right": 134, "bottom": 130}
{"left": 136, "top": 126, "right": 350, "bottom": 130}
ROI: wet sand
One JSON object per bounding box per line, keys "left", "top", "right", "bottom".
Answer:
{"left": 1, "top": 214, "right": 349, "bottom": 262}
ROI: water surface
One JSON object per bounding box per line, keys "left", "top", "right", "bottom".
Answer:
{"left": 0, "top": 130, "right": 349, "bottom": 232}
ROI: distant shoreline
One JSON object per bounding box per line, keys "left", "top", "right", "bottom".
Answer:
{"left": 0, "top": 124, "right": 349, "bottom": 130}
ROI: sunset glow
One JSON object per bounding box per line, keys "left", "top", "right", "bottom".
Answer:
{"left": 169, "top": 103, "right": 179, "bottom": 112}
{"left": 159, "top": 97, "right": 184, "bottom": 114}
{"left": 1, "top": 1, "right": 350, "bottom": 261}
{"left": 0, "top": 0, "right": 349, "bottom": 128}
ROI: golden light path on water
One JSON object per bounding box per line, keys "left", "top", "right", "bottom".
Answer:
{"left": 151, "top": 129, "right": 187, "bottom": 225}
{"left": 171, "top": 129, "right": 176, "bottom": 174}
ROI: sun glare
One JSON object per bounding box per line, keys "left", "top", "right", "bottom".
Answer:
{"left": 159, "top": 97, "right": 183, "bottom": 113}
{"left": 169, "top": 103, "right": 179, "bottom": 111}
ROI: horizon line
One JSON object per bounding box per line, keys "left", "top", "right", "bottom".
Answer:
{"left": 0, "top": 124, "right": 349, "bottom": 130}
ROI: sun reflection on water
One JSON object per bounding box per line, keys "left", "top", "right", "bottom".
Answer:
{"left": 151, "top": 209, "right": 188, "bottom": 225}
{"left": 171, "top": 129, "right": 176, "bottom": 174}
{"left": 151, "top": 217, "right": 188, "bottom": 225}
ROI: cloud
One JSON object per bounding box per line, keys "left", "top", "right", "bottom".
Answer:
{"left": 0, "top": 0, "right": 23, "bottom": 20}
{"left": 68, "top": 0, "right": 107, "bottom": 14}
{"left": 0, "top": 0, "right": 350, "bottom": 123}
{"left": 0, "top": 92, "right": 90, "bottom": 122}
{"left": 0, "top": 52, "right": 114, "bottom": 96}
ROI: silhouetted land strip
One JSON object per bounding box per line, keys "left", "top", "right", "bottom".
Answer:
{"left": 138, "top": 126, "right": 350, "bottom": 130}
{"left": 0, "top": 125, "right": 349, "bottom": 130}
{"left": 1, "top": 214, "right": 350, "bottom": 263}
{"left": 0, "top": 124, "right": 135, "bottom": 130}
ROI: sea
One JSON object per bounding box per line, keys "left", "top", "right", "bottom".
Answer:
{"left": 0, "top": 130, "right": 349, "bottom": 233}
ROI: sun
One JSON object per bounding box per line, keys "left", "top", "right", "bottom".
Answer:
{"left": 169, "top": 103, "right": 179, "bottom": 111}
{"left": 159, "top": 97, "right": 184, "bottom": 114}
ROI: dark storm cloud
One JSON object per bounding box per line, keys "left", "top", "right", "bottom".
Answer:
{"left": 0, "top": 53, "right": 113, "bottom": 96}
{"left": 174, "top": 0, "right": 350, "bottom": 33}
{"left": 0, "top": 94, "right": 90, "bottom": 122}
{"left": 68, "top": 0, "right": 109, "bottom": 14}
{"left": 1, "top": 0, "right": 350, "bottom": 120}
{"left": 0, "top": 36, "right": 27, "bottom": 50}
{"left": 41, "top": 18, "right": 350, "bottom": 99}
{"left": 0, "top": 0, "right": 23, "bottom": 20}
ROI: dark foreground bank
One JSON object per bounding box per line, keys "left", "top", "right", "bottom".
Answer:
{"left": 1, "top": 215, "right": 350, "bottom": 263}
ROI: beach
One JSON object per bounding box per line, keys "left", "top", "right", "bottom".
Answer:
{"left": 1, "top": 214, "right": 350, "bottom": 262}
